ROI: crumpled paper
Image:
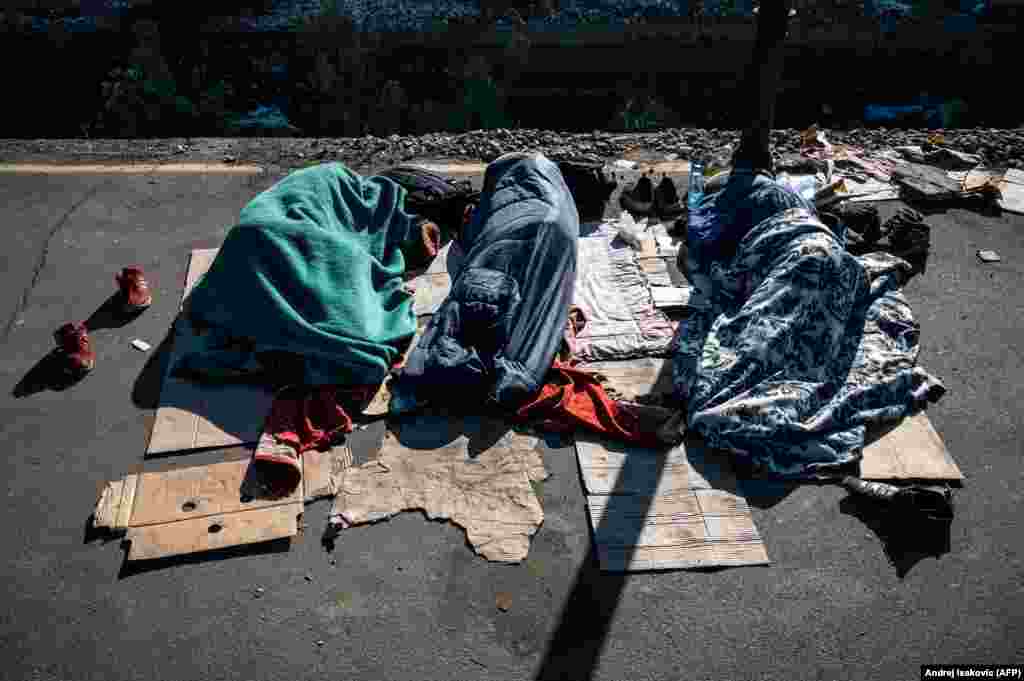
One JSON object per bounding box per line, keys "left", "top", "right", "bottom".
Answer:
{"left": 328, "top": 414, "right": 550, "bottom": 562}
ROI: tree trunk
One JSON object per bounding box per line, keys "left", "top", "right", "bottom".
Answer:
{"left": 734, "top": 0, "right": 793, "bottom": 169}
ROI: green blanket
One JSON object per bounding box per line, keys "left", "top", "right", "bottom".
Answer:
{"left": 174, "top": 162, "right": 422, "bottom": 387}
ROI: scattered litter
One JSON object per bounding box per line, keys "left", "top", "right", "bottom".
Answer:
{"left": 315, "top": 640, "right": 325, "bottom": 647}
{"left": 495, "top": 592, "right": 513, "bottom": 612}
{"left": 799, "top": 124, "right": 833, "bottom": 158}
{"left": 841, "top": 176, "right": 900, "bottom": 203}
{"left": 651, "top": 286, "right": 692, "bottom": 309}
{"left": 131, "top": 339, "right": 151, "bottom": 352}
{"left": 470, "top": 658, "right": 488, "bottom": 669}
{"left": 664, "top": 153, "right": 679, "bottom": 161}
{"left": 963, "top": 167, "right": 1004, "bottom": 195}
{"left": 895, "top": 145, "right": 982, "bottom": 171}
{"left": 977, "top": 250, "right": 1001, "bottom": 263}
{"left": 813, "top": 178, "right": 849, "bottom": 210}
{"left": 254, "top": 587, "right": 265, "bottom": 598}
{"left": 997, "top": 169, "right": 1024, "bottom": 214}
{"left": 223, "top": 155, "right": 237, "bottom": 164}
{"left": 613, "top": 159, "right": 637, "bottom": 170}
{"left": 305, "top": 573, "right": 313, "bottom": 582}
{"left": 175, "top": 144, "right": 187, "bottom": 154}
{"left": 329, "top": 558, "right": 336, "bottom": 566}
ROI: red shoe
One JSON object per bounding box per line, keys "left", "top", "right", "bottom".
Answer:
{"left": 54, "top": 322, "right": 96, "bottom": 376}
{"left": 116, "top": 266, "right": 153, "bottom": 312}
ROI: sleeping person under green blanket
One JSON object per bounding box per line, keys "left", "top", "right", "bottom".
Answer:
{"left": 172, "top": 162, "right": 446, "bottom": 389}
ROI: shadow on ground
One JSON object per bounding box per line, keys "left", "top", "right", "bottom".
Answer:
{"left": 839, "top": 493, "right": 953, "bottom": 579}
{"left": 117, "top": 537, "right": 294, "bottom": 579}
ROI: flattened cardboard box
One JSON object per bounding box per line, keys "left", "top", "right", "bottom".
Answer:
{"left": 95, "top": 446, "right": 350, "bottom": 561}
{"left": 582, "top": 359, "right": 963, "bottom": 482}
{"left": 576, "top": 433, "right": 769, "bottom": 572}
{"left": 147, "top": 249, "right": 273, "bottom": 455}
{"left": 148, "top": 248, "right": 432, "bottom": 454}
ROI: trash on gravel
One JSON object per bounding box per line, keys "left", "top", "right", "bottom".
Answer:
{"left": 998, "top": 169, "right": 1024, "bottom": 214}
{"left": 613, "top": 159, "right": 637, "bottom": 170}
{"left": 977, "top": 250, "right": 1001, "bottom": 263}
{"left": 131, "top": 339, "right": 151, "bottom": 352}
{"left": 799, "top": 124, "right": 833, "bottom": 158}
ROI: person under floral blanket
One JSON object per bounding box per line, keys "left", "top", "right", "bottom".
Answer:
{"left": 670, "top": 165, "right": 945, "bottom": 479}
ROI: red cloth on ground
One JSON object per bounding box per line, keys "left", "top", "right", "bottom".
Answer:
{"left": 255, "top": 385, "right": 373, "bottom": 492}
{"left": 515, "top": 364, "right": 666, "bottom": 448}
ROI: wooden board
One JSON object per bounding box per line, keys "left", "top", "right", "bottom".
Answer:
{"left": 147, "top": 249, "right": 274, "bottom": 455}
{"left": 576, "top": 433, "right": 767, "bottom": 572}
{"left": 860, "top": 411, "right": 963, "bottom": 481}
{"left": 96, "top": 443, "right": 349, "bottom": 560}
{"left": 93, "top": 473, "right": 138, "bottom": 532}
{"left": 578, "top": 358, "right": 674, "bottom": 402}
{"left": 302, "top": 446, "right": 353, "bottom": 502}
{"left": 586, "top": 490, "right": 769, "bottom": 572}
{"left": 575, "top": 434, "right": 738, "bottom": 497}
{"left": 126, "top": 504, "right": 299, "bottom": 561}
{"left": 129, "top": 458, "right": 303, "bottom": 528}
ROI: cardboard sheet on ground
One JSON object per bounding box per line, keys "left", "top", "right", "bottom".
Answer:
{"left": 329, "top": 413, "right": 549, "bottom": 563}
{"left": 94, "top": 445, "right": 350, "bottom": 560}
{"left": 147, "top": 249, "right": 274, "bottom": 454}
{"left": 576, "top": 434, "right": 769, "bottom": 571}
{"left": 585, "top": 358, "right": 962, "bottom": 482}
{"left": 405, "top": 240, "right": 466, "bottom": 315}
{"left": 149, "top": 248, "right": 425, "bottom": 453}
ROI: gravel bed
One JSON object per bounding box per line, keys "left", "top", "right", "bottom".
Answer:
{"left": 2, "top": 127, "right": 1022, "bottom": 170}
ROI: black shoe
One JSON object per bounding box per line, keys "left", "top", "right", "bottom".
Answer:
{"left": 619, "top": 172, "right": 655, "bottom": 217}
{"left": 839, "top": 203, "right": 882, "bottom": 244}
{"left": 653, "top": 174, "right": 685, "bottom": 221}
{"left": 841, "top": 476, "right": 954, "bottom": 522}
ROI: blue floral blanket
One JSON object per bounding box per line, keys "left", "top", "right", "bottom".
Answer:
{"left": 672, "top": 207, "right": 945, "bottom": 479}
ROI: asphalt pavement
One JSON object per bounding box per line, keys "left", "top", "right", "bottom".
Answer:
{"left": 0, "top": 158, "right": 1021, "bottom": 681}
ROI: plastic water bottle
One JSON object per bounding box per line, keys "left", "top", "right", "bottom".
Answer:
{"left": 687, "top": 161, "right": 705, "bottom": 211}
{"left": 686, "top": 160, "right": 713, "bottom": 264}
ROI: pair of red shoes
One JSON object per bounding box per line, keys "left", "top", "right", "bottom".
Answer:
{"left": 53, "top": 267, "right": 153, "bottom": 378}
